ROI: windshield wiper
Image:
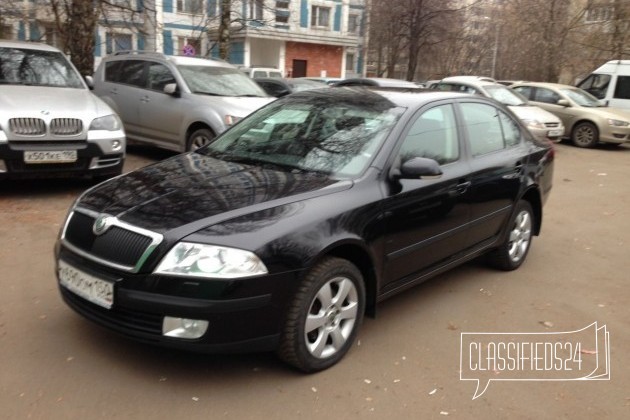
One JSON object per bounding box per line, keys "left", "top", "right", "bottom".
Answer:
{"left": 193, "top": 91, "right": 223, "bottom": 96}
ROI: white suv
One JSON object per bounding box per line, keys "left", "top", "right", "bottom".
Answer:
{"left": 0, "top": 40, "right": 125, "bottom": 179}
{"left": 93, "top": 52, "right": 274, "bottom": 152}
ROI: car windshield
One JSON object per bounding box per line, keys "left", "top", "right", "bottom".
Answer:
{"left": 559, "top": 87, "right": 602, "bottom": 107}
{"left": 178, "top": 65, "right": 268, "bottom": 97}
{"left": 0, "top": 47, "right": 84, "bottom": 88}
{"left": 198, "top": 94, "right": 404, "bottom": 179}
{"left": 485, "top": 85, "right": 527, "bottom": 106}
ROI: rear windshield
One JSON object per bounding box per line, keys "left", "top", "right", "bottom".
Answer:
{"left": 0, "top": 47, "right": 84, "bottom": 88}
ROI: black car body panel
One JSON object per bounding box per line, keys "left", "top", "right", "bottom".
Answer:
{"left": 55, "top": 88, "right": 554, "bottom": 356}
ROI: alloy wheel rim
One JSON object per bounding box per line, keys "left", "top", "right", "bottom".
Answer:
{"left": 575, "top": 126, "right": 595, "bottom": 146}
{"left": 508, "top": 210, "right": 532, "bottom": 262}
{"left": 191, "top": 134, "right": 210, "bottom": 151}
{"left": 304, "top": 276, "right": 359, "bottom": 359}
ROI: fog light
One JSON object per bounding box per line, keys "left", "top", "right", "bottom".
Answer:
{"left": 111, "top": 139, "right": 122, "bottom": 151}
{"left": 162, "top": 316, "right": 209, "bottom": 339}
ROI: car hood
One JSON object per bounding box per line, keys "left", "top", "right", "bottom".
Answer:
{"left": 77, "top": 152, "right": 348, "bottom": 234}
{"left": 508, "top": 105, "right": 561, "bottom": 123}
{"left": 0, "top": 85, "right": 112, "bottom": 118}
{"left": 586, "top": 106, "right": 630, "bottom": 120}
{"left": 194, "top": 95, "right": 275, "bottom": 117}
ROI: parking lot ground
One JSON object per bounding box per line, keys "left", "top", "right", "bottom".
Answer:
{"left": 1, "top": 143, "right": 628, "bottom": 419}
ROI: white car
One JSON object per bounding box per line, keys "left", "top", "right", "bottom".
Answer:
{"left": 0, "top": 40, "right": 125, "bottom": 180}
{"left": 437, "top": 76, "right": 564, "bottom": 142}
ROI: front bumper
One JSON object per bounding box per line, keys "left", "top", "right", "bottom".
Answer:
{"left": 600, "top": 126, "right": 630, "bottom": 144}
{"left": 56, "top": 247, "right": 301, "bottom": 353}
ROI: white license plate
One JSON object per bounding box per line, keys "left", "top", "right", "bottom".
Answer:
{"left": 548, "top": 129, "right": 563, "bottom": 137}
{"left": 58, "top": 260, "right": 114, "bottom": 309}
{"left": 24, "top": 150, "right": 77, "bottom": 163}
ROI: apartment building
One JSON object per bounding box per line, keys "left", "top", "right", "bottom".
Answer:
{"left": 1, "top": 0, "right": 367, "bottom": 78}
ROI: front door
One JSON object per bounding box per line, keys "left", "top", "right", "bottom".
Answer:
{"left": 382, "top": 103, "right": 471, "bottom": 294}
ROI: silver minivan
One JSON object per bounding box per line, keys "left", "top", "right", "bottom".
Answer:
{"left": 0, "top": 40, "right": 125, "bottom": 179}
{"left": 93, "top": 52, "right": 274, "bottom": 152}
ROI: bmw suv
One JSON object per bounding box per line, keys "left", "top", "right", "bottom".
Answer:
{"left": 0, "top": 40, "right": 125, "bottom": 180}
{"left": 93, "top": 52, "right": 274, "bottom": 152}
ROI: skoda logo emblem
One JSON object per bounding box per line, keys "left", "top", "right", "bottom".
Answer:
{"left": 93, "top": 215, "right": 114, "bottom": 236}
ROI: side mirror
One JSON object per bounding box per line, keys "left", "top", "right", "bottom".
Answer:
{"left": 84, "top": 75, "right": 94, "bottom": 90}
{"left": 398, "top": 157, "right": 443, "bottom": 179}
{"left": 557, "top": 99, "right": 570, "bottom": 107}
{"left": 164, "top": 83, "right": 180, "bottom": 97}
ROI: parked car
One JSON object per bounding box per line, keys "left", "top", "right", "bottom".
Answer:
{"left": 512, "top": 82, "right": 630, "bottom": 148}
{"left": 333, "top": 77, "right": 422, "bottom": 88}
{"left": 93, "top": 51, "right": 273, "bottom": 152}
{"left": 577, "top": 60, "right": 630, "bottom": 110}
{"left": 254, "top": 77, "right": 329, "bottom": 97}
{"left": 55, "top": 87, "right": 553, "bottom": 372}
{"left": 299, "top": 77, "right": 343, "bottom": 85}
{"left": 0, "top": 40, "right": 125, "bottom": 180}
{"left": 437, "top": 76, "right": 564, "bottom": 142}
{"left": 240, "top": 66, "right": 283, "bottom": 78}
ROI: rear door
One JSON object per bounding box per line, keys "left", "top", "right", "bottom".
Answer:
{"left": 102, "top": 60, "right": 146, "bottom": 139}
{"left": 382, "top": 102, "right": 471, "bottom": 293}
{"left": 457, "top": 100, "right": 528, "bottom": 249}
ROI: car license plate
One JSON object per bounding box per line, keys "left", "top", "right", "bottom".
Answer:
{"left": 548, "top": 129, "right": 562, "bottom": 137}
{"left": 24, "top": 150, "right": 77, "bottom": 163}
{"left": 58, "top": 260, "right": 114, "bottom": 309}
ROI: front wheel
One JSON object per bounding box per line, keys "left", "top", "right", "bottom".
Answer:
{"left": 571, "top": 122, "right": 599, "bottom": 148}
{"left": 278, "top": 257, "right": 365, "bottom": 372}
{"left": 186, "top": 128, "right": 215, "bottom": 152}
{"left": 487, "top": 200, "right": 534, "bottom": 271}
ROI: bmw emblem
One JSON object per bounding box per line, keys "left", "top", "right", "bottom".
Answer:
{"left": 93, "top": 215, "right": 114, "bottom": 236}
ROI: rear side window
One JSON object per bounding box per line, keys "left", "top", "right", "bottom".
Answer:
{"left": 613, "top": 76, "right": 630, "bottom": 100}
{"left": 460, "top": 103, "right": 519, "bottom": 156}
{"left": 513, "top": 86, "right": 533, "bottom": 99}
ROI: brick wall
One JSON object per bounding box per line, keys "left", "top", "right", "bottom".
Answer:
{"left": 285, "top": 42, "right": 343, "bottom": 78}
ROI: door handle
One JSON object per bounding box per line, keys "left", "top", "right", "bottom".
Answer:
{"left": 140, "top": 96, "right": 150, "bottom": 103}
{"left": 456, "top": 181, "right": 471, "bottom": 194}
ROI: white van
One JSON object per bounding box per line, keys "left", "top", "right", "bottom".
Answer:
{"left": 577, "top": 60, "right": 630, "bottom": 110}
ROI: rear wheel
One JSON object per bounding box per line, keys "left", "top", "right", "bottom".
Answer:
{"left": 186, "top": 128, "right": 215, "bottom": 152}
{"left": 278, "top": 257, "right": 365, "bottom": 372}
{"left": 571, "top": 122, "right": 599, "bottom": 148}
{"left": 487, "top": 200, "right": 534, "bottom": 271}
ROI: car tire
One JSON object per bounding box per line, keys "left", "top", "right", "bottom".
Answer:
{"left": 571, "top": 122, "right": 599, "bottom": 148}
{"left": 487, "top": 200, "right": 534, "bottom": 271}
{"left": 277, "top": 257, "right": 365, "bottom": 372}
{"left": 186, "top": 128, "right": 215, "bottom": 152}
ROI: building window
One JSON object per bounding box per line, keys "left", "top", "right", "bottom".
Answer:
{"left": 276, "top": 0, "right": 290, "bottom": 8}
{"left": 345, "top": 53, "right": 355, "bottom": 71}
{"left": 311, "top": 6, "right": 331, "bottom": 28}
{"left": 0, "top": 24, "right": 12, "bottom": 39}
{"left": 585, "top": 6, "right": 613, "bottom": 22}
{"left": 249, "top": 0, "right": 264, "bottom": 20}
{"left": 107, "top": 32, "right": 133, "bottom": 54}
{"left": 177, "top": 0, "right": 203, "bottom": 15}
{"left": 276, "top": 11, "right": 290, "bottom": 24}
{"left": 348, "top": 14, "right": 359, "bottom": 34}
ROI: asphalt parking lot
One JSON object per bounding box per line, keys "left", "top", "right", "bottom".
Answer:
{"left": 1, "top": 142, "right": 628, "bottom": 419}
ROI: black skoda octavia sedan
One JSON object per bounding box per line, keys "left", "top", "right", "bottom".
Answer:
{"left": 55, "top": 88, "right": 554, "bottom": 372}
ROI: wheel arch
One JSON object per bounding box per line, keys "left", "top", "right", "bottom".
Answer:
{"left": 570, "top": 118, "right": 598, "bottom": 135}
{"left": 520, "top": 186, "right": 543, "bottom": 235}
{"left": 184, "top": 123, "right": 216, "bottom": 151}
{"left": 310, "top": 241, "right": 379, "bottom": 318}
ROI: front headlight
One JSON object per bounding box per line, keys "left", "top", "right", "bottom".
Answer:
{"left": 89, "top": 114, "right": 122, "bottom": 131}
{"left": 154, "top": 242, "right": 268, "bottom": 279}
{"left": 521, "top": 119, "right": 546, "bottom": 130}
{"left": 608, "top": 118, "right": 630, "bottom": 127}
